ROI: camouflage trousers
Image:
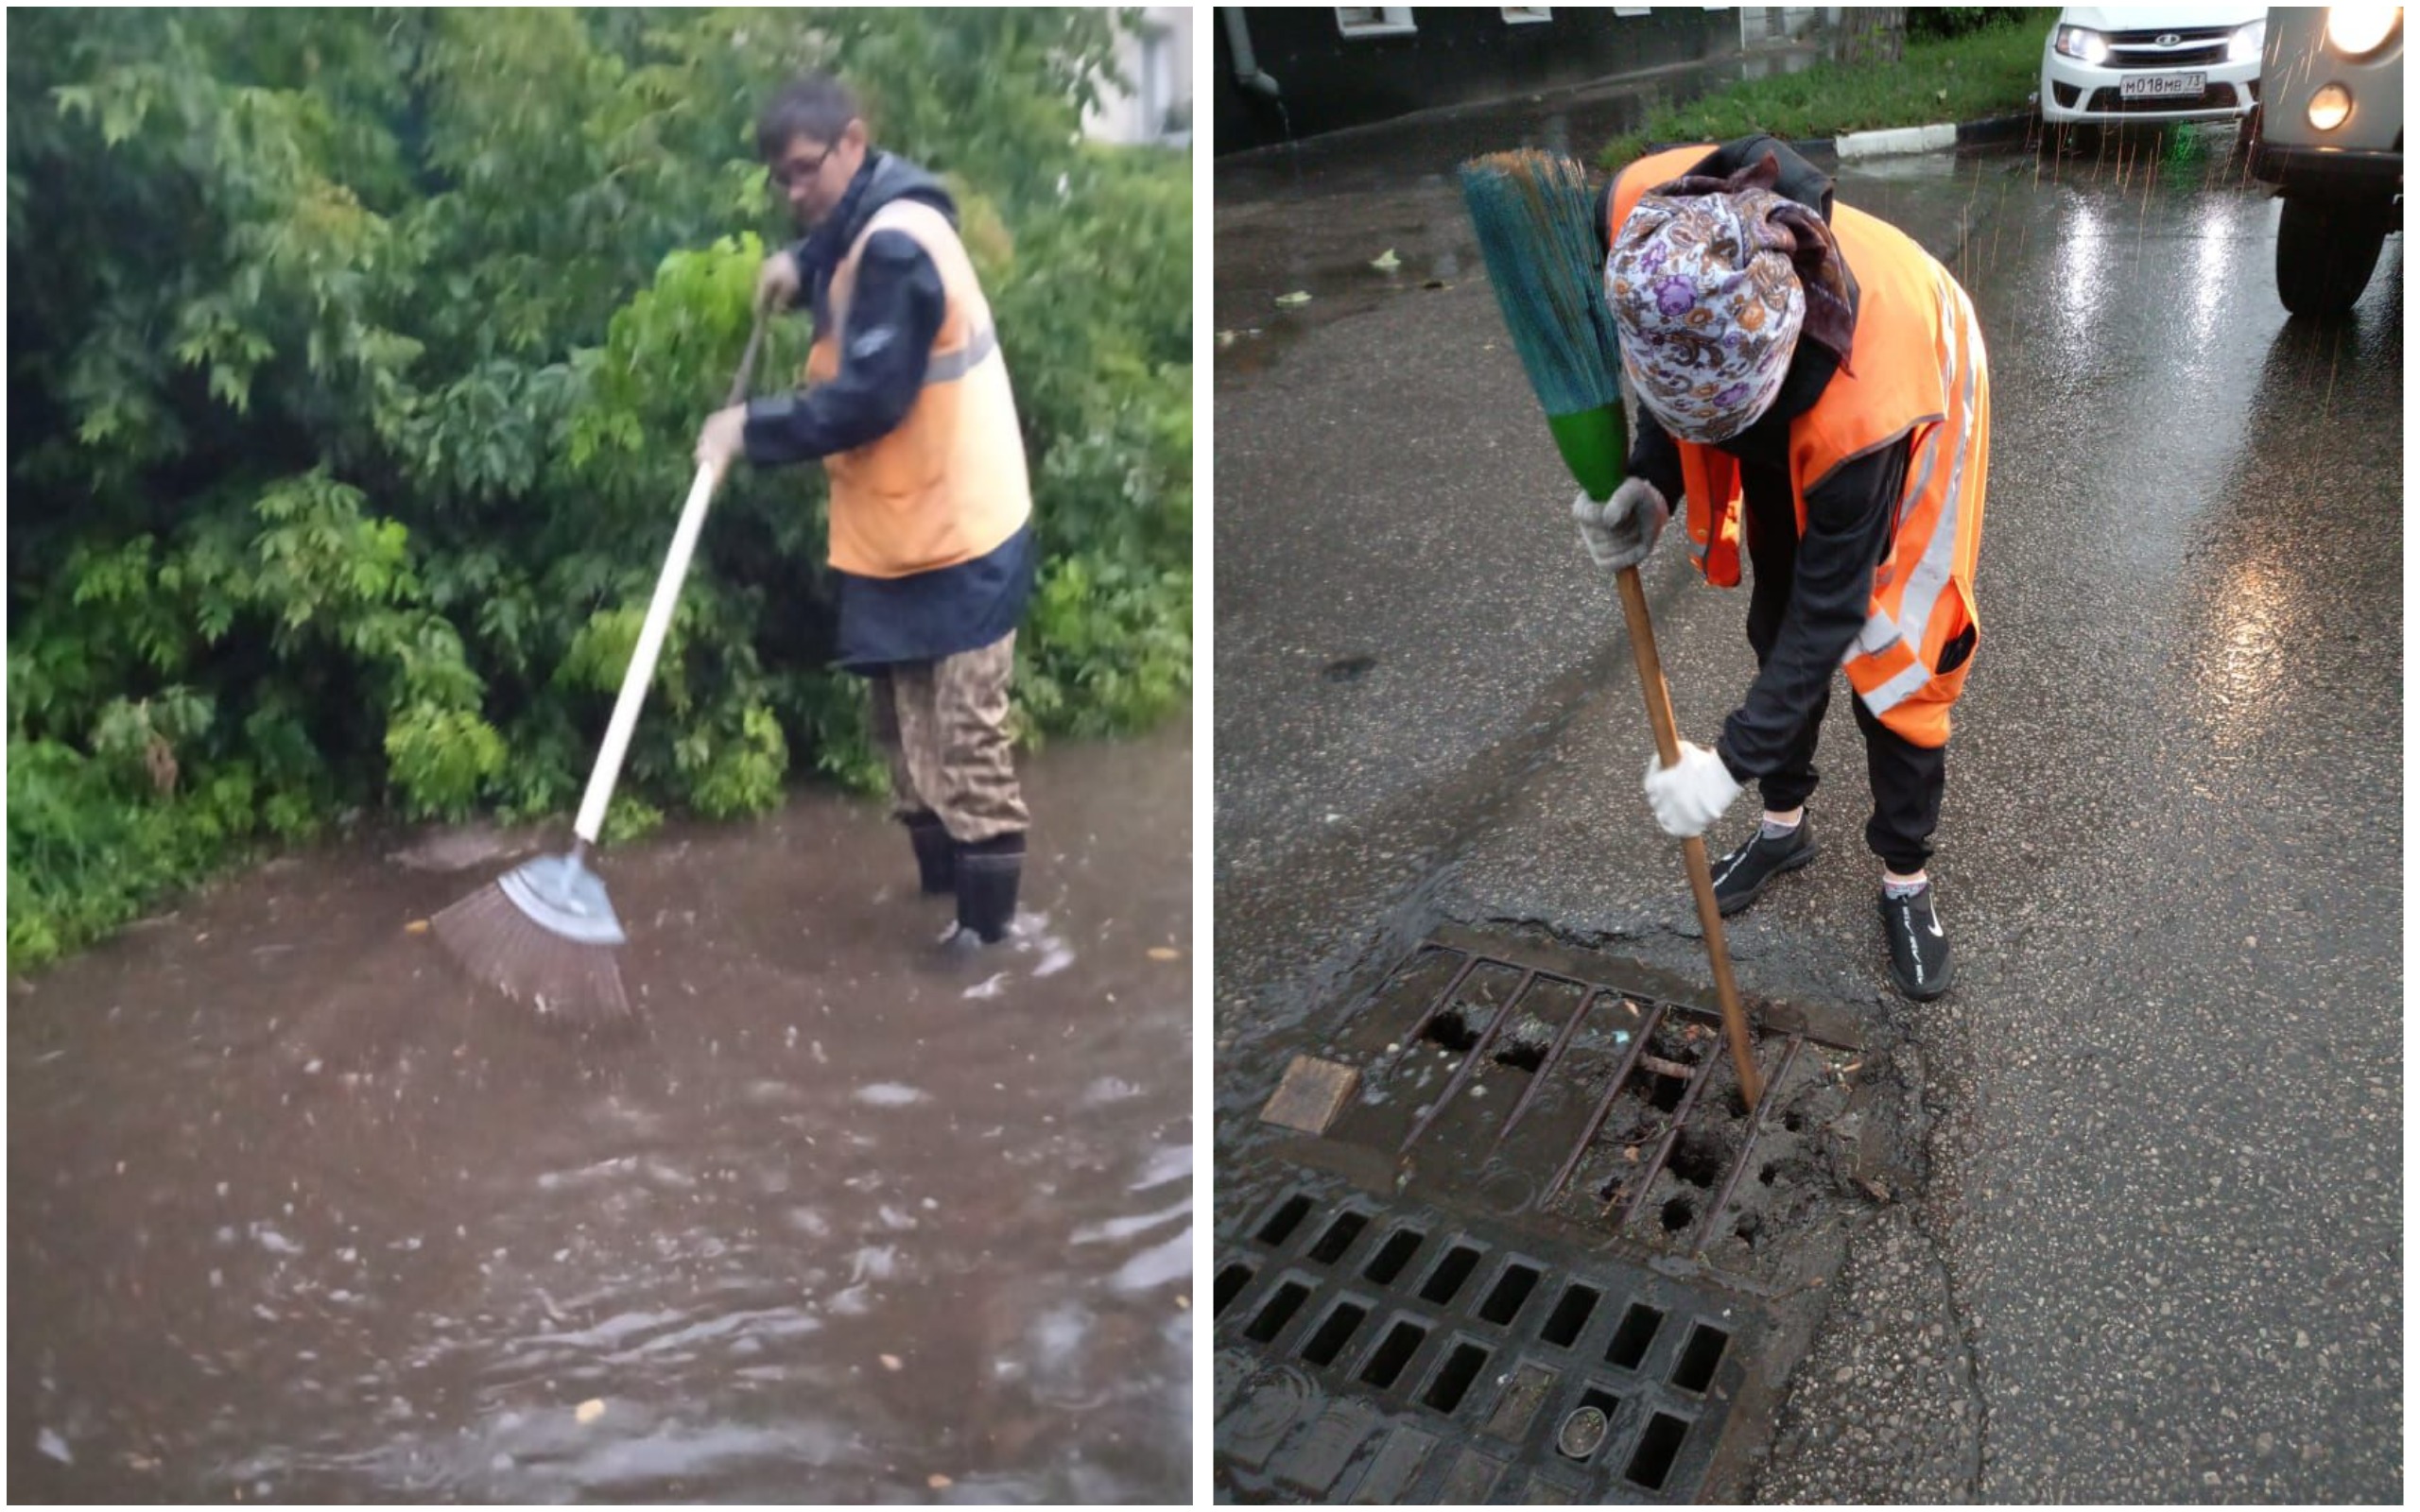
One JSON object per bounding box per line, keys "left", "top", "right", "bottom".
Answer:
{"left": 866, "top": 630, "right": 1028, "bottom": 844}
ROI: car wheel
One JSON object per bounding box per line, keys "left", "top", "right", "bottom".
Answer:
{"left": 2275, "top": 196, "right": 2391, "bottom": 319}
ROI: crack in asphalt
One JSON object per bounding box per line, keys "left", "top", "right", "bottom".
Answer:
{"left": 1913, "top": 1206, "right": 1990, "bottom": 1499}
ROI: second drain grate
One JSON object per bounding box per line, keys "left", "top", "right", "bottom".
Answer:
{"left": 1217, "top": 1178, "right": 1753, "bottom": 1503}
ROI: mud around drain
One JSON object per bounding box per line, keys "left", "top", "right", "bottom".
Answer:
{"left": 1274, "top": 924, "right": 1879, "bottom": 1286}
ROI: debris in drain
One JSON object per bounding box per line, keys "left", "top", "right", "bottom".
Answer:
{"left": 1556, "top": 1405, "right": 1608, "bottom": 1459}
{"left": 1261, "top": 1056, "right": 1361, "bottom": 1135}
{"left": 1322, "top": 931, "right": 1874, "bottom": 1280}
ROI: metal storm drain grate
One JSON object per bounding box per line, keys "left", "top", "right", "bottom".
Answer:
{"left": 1219, "top": 924, "right": 1886, "bottom": 1501}
{"left": 1295, "top": 925, "right": 1868, "bottom": 1286}
{"left": 1214, "top": 1174, "right": 1754, "bottom": 1503}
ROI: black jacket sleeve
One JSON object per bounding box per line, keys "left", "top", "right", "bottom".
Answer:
{"left": 1624, "top": 406, "right": 1687, "bottom": 511}
{"left": 741, "top": 229, "right": 944, "bottom": 466}
{"left": 1715, "top": 440, "right": 1910, "bottom": 782}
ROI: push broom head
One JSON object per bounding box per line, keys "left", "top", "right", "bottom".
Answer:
{"left": 427, "top": 305, "right": 770, "bottom": 1033}
{"left": 1458, "top": 148, "right": 1631, "bottom": 501}
{"left": 431, "top": 844, "right": 635, "bottom": 1028}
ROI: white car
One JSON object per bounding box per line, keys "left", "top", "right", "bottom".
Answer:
{"left": 2040, "top": 6, "right": 2270, "bottom": 126}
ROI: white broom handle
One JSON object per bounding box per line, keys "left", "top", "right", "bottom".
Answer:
{"left": 572, "top": 458, "right": 726, "bottom": 843}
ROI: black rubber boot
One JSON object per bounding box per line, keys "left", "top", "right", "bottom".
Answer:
{"left": 1708, "top": 817, "right": 1820, "bottom": 917}
{"left": 948, "top": 833, "right": 1024, "bottom": 947}
{"left": 1879, "top": 883, "right": 1954, "bottom": 1002}
{"left": 904, "top": 811, "right": 954, "bottom": 896}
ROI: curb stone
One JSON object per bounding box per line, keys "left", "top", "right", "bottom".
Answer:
{"left": 1836, "top": 122, "right": 1962, "bottom": 160}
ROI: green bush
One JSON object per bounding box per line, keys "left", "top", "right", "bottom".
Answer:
{"left": 7, "top": 9, "right": 1191, "bottom": 971}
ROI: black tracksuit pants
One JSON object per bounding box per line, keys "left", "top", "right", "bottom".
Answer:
{"left": 1740, "top": 488, "right": 1945, "bottom": 875}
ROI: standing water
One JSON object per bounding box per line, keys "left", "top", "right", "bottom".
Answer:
{"left": 9, "top": 724, "right": 1194, "bottom": 1502}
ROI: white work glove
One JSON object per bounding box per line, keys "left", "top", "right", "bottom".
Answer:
{"left": 1642, "top": 741, "right": 1741, "bottom": 839}
{"left": 1572, "top": 477, "right": 1670, "bottom": 572}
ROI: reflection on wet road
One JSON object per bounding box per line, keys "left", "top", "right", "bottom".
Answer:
{"left": 10, "top": 724, "right": 1193, "bottom": 1502}
{"left": 1213, "top": 51, "right": 1822, "bottom": 372}
{"left": 1915, "top": 139, "right": 2401, "bottom": 1504}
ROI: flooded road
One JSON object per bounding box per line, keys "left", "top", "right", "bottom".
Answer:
{"left": 10, "top": 722, "right": 1193, "bottom": 1503}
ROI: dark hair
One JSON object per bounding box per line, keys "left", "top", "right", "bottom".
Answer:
{"left": 756, "top": 74, "right": 861, "bottom": 160}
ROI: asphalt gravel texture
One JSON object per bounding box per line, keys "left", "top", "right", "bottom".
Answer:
{"left": 1214, "top": 122, "right": 2401, "bottom": 1503}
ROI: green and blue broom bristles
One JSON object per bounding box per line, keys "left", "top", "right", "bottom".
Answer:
{"left": 1459, "top": 149, "right": 1631, "bottom": 501}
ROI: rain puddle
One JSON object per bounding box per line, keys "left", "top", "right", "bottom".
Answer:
{"left": 9, "top": 724, "right": 1194, "bottom": 1502}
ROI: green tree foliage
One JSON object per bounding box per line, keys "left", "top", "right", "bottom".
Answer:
{"left": 1907, "top": 8, "right": 2039, "bottom": 41}
{"left": 7, "top": 8, "right": 1192, "bottom": 969}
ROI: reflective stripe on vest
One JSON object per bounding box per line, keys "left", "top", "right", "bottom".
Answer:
{"left": 923, "top": 321, "right": 997, "bottom": 384}
{"left": 1838, "top": 262, "right": 1985, "bottom": 741}
{"left": 1608, "top": 145, "right": 1988, "bottom": 747}
{"left": 1859, "top": 270, "right": 1983, "bottom": 718}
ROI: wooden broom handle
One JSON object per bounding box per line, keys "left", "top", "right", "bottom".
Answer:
{"left": 571, "top": 302, "right": 772, "bottom": 845}
{"left": 1614, "top": 564, "right": 1765, "bottom": 1112}
{"left": 724, "top": 302, "right": 769, "bottom": 409}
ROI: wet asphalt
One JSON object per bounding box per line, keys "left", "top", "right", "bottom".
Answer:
{"left": 1214, "top": 124, "right": 2400, "bottom": 1502}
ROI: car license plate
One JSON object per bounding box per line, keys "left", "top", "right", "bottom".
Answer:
{"left": 2120, "top": 72, "right": 2205, "bottom": 99}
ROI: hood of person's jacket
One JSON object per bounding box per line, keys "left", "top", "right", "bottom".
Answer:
{"left": 1681, "top": 134, "right": 1836, "bottom": 222}
{"left": 797, "top": 151, "right": 959, "bottom": 325}
{"left": 1598, "top": 133, "right": 1837, "bottom": 242}
{"left": 832, "top": 150, "right": 958, "bottom": 248}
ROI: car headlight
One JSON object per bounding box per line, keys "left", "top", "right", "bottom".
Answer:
{"left": 2053, "top": 25, "right": 2110, "bottom": 65}
{"left": 2325, "top": 6, "right": 2401, "bottom": 56}
{"left": 2227, "top": 18, "right": 2267, "bottom": 63}
{"left": 2308, "top": 82, "right": 2355, "bottom": 129}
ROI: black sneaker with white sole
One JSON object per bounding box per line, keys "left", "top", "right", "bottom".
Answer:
{"left": 1708, "top": 819, "right": 1820, "bottom": 916}
{"left": 1879, "top": 884, "right": 1954, "bottom": 1001}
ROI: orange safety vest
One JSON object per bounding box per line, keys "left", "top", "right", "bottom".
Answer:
{"left": 1610, "top": 146, "right": 1990, "bottom": 748}
{"left": 804, "top": 199, "right": 1032, "bottom": 579}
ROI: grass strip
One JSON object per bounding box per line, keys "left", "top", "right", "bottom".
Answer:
{"left": 1600, "top": 12, "right": 2057, "bottom": 167}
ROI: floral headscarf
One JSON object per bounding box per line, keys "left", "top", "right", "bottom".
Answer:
{"left": 1605, "top": 151, "right": 1857, "bottom": 444}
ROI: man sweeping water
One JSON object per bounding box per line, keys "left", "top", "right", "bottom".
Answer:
{"left": 1576, "top": 137, "right": 1990, "bottom": 1001}
{"left": 695, "top": 73, "right": 1034, "bottom": 953}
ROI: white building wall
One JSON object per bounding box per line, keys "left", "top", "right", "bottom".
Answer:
{"left": 1085, "top": 7, "right": 1194, "bottom": 146}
